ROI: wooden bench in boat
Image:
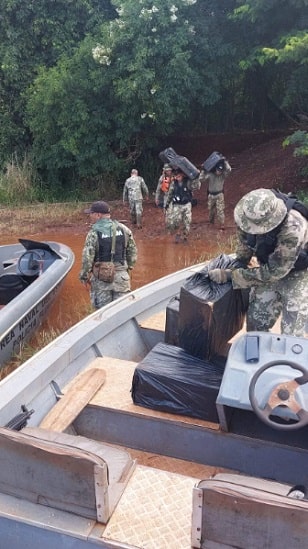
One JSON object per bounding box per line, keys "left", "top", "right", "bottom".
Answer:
{"left": 194, "top": 473, "right": 308, "bottom": 549}
{"left": 39, "top": 357, "right": 220, "bottom": 435}
{"left": 40, "top": 367, "right": 106, "bottom": 432}
{"left": 0, "top": 426, "right": 134, "bottom": 523}
{"left": 23, "top": 359, "right": 308, "bottom": 547}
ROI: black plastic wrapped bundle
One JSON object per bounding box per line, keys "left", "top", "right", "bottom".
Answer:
{"left": 179, "top": 254, "right": 249, "bottom": 361}
{"left": 131, "top": 342, "right": 224, "bottom": 422}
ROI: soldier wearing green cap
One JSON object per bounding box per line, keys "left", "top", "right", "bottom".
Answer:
{"left": 208, "top": 188, "right": 308, "bottom": 336}
{"left": 79, "top": 201, "right": 138, "bottom": 309}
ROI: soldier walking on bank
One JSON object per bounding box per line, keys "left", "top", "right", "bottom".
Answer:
{"left": 200, "top": 157, "right": 231, "bottom": 230}
{"left": 155, "top": 163, "right": 173, "bottom": 208}
{"left": 123, "top": 169, "right": 149, "bottom": 228}
{"left": 164, "top": 169, "right": 201, "bottom": 243}
{"left": 79, "top": 201, "right": 137, "bottom": 309}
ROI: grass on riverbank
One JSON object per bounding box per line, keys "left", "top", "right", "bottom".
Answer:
{"left": 0, "top": 202, "right": 87, "bottom": 236}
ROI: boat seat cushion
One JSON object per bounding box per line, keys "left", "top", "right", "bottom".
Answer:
{"left": 131, "top": 342, "right": 224, "bottom": 422}
{"left": 0, "top": 426, "right": 134, "bottom": 523}
{"left": 25, "top": 427, "right": 134, "bottom": 486}
{"left": 197, "top": 473, "right": 308, "bottom": 549}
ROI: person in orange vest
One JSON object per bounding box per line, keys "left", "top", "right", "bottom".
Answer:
{"left": 155, "top": 164, "right": 173, "bottom": 208}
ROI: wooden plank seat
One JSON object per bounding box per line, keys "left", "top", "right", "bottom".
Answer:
{"left": 0, "top": 426, "right": 135, "bottom": 523}
{"left": 196, "top": 473, "right": 308, "bottom": 549}
{"left": 40, "top": 367, "right": 106, "bottom": 432}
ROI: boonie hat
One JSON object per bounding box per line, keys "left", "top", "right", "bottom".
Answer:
{"left": 234, "top": 188, "right": 288, "bottom": 234}
{"left": 84, "top": 201, "right": 110, "bottom": 214}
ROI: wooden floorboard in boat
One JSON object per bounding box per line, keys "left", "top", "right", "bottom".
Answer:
{"left": 126, "top": 447, "right": 229, "bottom": 478}
{"left": 86, "top": 357, "right": 219, "bottom": 429}
{"left": 138, "top": 310, "right": 166, "bottom": 331}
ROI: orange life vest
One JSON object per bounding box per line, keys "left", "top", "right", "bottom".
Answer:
{"left": 160, "top": 176, "right": 171, "bottom": 193}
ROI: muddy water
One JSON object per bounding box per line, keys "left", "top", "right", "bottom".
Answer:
{"left": 1, "top": 231, "right": 215, "bottom": 338}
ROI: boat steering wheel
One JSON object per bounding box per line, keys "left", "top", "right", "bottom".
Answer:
{"left": 18, "top": 250, "right": 44, "bottom": 277}
{"left": 249, "top": 360, "right": 308, "bottom": 431}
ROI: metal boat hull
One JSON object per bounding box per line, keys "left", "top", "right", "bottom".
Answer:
{"left": 0, "top": 239, "right": 74, "bottom": 368}
{"left": 0, "top": 262, "right": 306, "bottom": 548}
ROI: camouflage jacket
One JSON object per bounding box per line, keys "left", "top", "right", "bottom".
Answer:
{"left": 123, "top": 175, "right": 149, "bottom": 202}
{"left": 79, "top": 218, "right": 137, "bottom": 282}
{"left": 232, "top": 209, "right": 308, "bottom": 289}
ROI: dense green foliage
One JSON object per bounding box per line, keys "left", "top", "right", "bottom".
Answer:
{"left": 0, "top": 0, "right": 306, "bottom": 198}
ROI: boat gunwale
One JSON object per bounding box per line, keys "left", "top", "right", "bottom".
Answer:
{"left": 0, "top": 262, "right": 205, "bottom": 421}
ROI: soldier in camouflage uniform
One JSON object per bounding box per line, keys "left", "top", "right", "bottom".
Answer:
{"left": 164, "top": 169, "right": 201, "bottom": 243}
{"left": 200, "top": 158, "right": 231, "bottom": 229}
{"left": 123, "top": 169, "right": 149, "bottom": 228}
{"left": 79, "top": 201, "right": 137, "bottom": 309}
{"left": 208, "top": 188, "right": 308, "bottom": 336}
{"left": 155, "top": 164, "right": 173, "bottom": 208}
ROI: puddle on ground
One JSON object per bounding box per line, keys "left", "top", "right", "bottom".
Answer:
{"left": 0, "top": 231, "right": 215, "bottom": 336}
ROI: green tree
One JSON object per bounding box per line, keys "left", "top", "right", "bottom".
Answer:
{"left": 27, "top": 0, "right": 238, "bottom": 188}
{"left": 231, "top": 0, "right": 308, "bottom": 127}
{"left": 0, "top": 0, "right": 115, "bottom": 166}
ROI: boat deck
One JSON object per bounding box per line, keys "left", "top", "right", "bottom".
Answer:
{"left": 101, "top": 464, "right": 197, "bottom": 548}
{"left": 89, "top": 357, "right": 219, "bottom": 430}
{"left": 32, "top": 358, "right": 231, "bottom": 548}
{"left": 63, "top": 356, "right": 224, "bottom": 478}
{"left": 48, "top": 356, "right": 229, "bottom": 547}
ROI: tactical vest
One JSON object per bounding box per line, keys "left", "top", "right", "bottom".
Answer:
{"left": 96, "top": 224, "right": 126, "bottom": 264}
{"left": 243, "top": 219, "right": 308, "bottom": 271}
{"left": 172, "top": 181, "right": 192, "bottom": 205}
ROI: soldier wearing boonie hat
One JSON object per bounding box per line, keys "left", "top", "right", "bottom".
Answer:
{"left": 234, "top": 188, "right": 287, "bottom": 234}
{"left": 208, "top": 188, "right": 308, "bottom": 336}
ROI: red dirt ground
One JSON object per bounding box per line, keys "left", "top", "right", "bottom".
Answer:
{"left": 114, "top": 130, "right": 307, "bottom": 242}
{"left": 32, "top": 130, "right": 307, "bottom": 242}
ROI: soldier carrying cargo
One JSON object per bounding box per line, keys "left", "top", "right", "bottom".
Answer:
{"left": 208, "top": 188, "right": 308, "bottom": 336}
{"left": 164, "top": 169, "right": 201, "bottom": 243}
{"left": 200, "top": 151, "right": 232, "bottom": 230}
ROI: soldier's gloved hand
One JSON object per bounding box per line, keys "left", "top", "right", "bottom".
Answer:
{"left": 208, "top": 268, "right": 232, "bottom": 284}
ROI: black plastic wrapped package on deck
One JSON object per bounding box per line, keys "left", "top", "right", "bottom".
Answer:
{"left": 180, "top": 254, "right": 249, "bottom": 361}
{"left": 165, "top": 296, "right": 180, "bottom": 346}
{"left": 131, "top": 342, "right": 224, "bottom": 422}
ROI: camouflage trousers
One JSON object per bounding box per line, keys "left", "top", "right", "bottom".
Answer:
{"left": 128, "top": 199, "right": 143, "bottom": 225}
{"left": 90, "top": 269, "right": 131, "bottom": 309}
{"left": 246, "top": 268, "right": 308, "bottom": 337}
{"left": 208, "top": 192, "right": 225, "bottom": 225}
{"left": 165, "top": 202, "right": 192, "bottom": 237}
